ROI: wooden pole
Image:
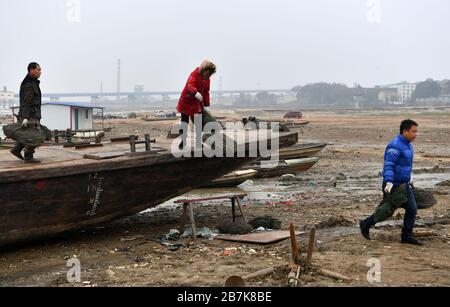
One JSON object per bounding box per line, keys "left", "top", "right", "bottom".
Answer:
{"left": 231, "top": 198, "right": 236, "bottom": 222}
{"left": 234, "top": 197, "right": 247, "bottom": 223}
{"left": 316, "top": 268, "right": 351, "bottom": 281}
{"left": 289, "top": 223, "right": 298, "bottom": 264}
{"left": 188, "top": 203, "right": 197, "bottom": 242}
{"left": 306, "top": 227, "right": 316, "bottom": 269}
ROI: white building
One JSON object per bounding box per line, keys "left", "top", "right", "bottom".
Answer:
{"left": 0, "top": 87, "right": 16, "bottom": 114}
{"left": 12, "top": 102, "right": 104, "bottom": 131}
{"left": 396, "top": 83, "right": 417, "bottom": 102}
{"left": 378, "top": 90, "right": 400, "bottom": 104}
{"left": 0, "top": 90, "right": 14, "bottom": 101}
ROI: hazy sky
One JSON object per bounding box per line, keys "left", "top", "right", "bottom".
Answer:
{"left": 1, "top": 0, "right": 449, "bottom": 93}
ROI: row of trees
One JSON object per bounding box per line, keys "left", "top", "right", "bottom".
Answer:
{"left": 231, "top": 79, "right": 450, "bottom": 108}
{"left": 411, "top": 79, "right": 447, "bottom": 101}
{"left": 291, "top": 83, "right": 355, "bottom": 107}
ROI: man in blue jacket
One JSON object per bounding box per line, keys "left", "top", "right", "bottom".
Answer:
{"left": 360, "top": 119, "right": 423, "bottom": 246}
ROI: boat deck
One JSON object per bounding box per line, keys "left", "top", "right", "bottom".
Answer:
{"left": 0, "top": 130, "right": 298, "bottom": 182}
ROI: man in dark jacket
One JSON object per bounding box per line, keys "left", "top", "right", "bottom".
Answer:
{"left": 10, "top": 62, "right": 42, "bottom": 163}
{"left": 359, "top": 119, "right": 423, "bottom": 246}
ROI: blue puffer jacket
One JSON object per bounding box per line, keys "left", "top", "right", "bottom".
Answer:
{"left": 382, "top": 135, "right": 414, "bottom": 186}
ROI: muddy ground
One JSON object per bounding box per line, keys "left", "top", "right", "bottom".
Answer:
{"left": 1, "top": 108, "right": 450, "bottom": 287}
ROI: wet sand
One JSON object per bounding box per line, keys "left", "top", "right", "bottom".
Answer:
{"left": 1, "top": 109, "right": 449, "bottom": 287}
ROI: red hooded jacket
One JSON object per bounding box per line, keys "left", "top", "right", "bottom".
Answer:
{"left": 176, "top": 67, "right": 210, "bottom": 116}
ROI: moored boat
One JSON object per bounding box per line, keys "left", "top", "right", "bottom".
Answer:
{"left": 242, "top": 157, "right": 320, "bottom": 178}
{"left": 198, "top": 169, "right": 257, "bottom": 188}
{"left": 0, "top": 130, "right": 298, "bottom": 248}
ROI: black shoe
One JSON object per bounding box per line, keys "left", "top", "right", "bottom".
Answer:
{"left": 359, "top": 221, "right": 371, "bottom": 241}
{"left": 10, "top": 148, "right": 24, "bottom": 160}
{"left": 401, "top": 237, "right": 424, "bottom": 246}
{"left": 24, "top": 158, "right": 41, "bottom": 164}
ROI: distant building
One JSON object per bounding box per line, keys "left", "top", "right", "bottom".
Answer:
{"left": 395, "top": 83, "right": 417, "bottom": 102}
{"left": 134, "top": 85, "right": 144, "bottom": 94}
{"left": 12, "top": 102, "right": 104, "bottom": 131}
{"left": 378, "top": 90, "right": 400, "bottom": 104}
{"left": 0, "top": 87, "right": 16, "bottom": 113}
{"left": 0, "top": 87, "right": 14, "bottom": 101}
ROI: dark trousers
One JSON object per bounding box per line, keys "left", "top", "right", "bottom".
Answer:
{"left": 363, "top": 183, "right": 418, "bottom": 239}
{"left": 181, "top": 113, "right": 206, "bottom": 128}
{"left": 179, "top": 113, "right": 206, "bottom": 148}
{"left": 400, "top": 184, "right": 418, "bottom": 238}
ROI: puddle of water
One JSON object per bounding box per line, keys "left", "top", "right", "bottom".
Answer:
{"left": 413, "top": 172, "right": 450, "bottom": 189}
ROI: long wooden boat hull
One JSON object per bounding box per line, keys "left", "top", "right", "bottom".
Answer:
{"left": 243, "top": 157, "right": 320, "bottom": 178}
{"left": 198, "top": 170, "right": 257, "bottom": 189}
{"left": 278, "top": 143, "right": 327, "bottom": 160}
{"left": 0, "top": 156, "right": 252, "bottom": 248}
{"left": 0, "top": 131, "right": 298, "bottom": 248}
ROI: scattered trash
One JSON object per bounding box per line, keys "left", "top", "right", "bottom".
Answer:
{"left": 223, "top": 247, "right": 238, "bottom": 256}
{"left": 181, "top": 227, "right": 193, "bottom": 239}
{"left": 160, "top": 239, "right": 186, "bottom": 252}
{"left": 247, "top": 249, "right": 257, "bottom": 255}
{"left": 165, "top": 229, "right": 181, "bottom": 241}
{"left": 197, "top": 227, "right": 216, "bottom": 239}
{"left": 179, "top": 227, "right": 217, "bottom": 239}
{"left": 252, "top": 227, "right": 269, "bottom": 233}
{"left": 120, "top": 235, "right": 145, "bottom": 242}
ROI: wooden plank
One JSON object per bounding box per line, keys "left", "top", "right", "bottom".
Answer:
{"left": 110, "top": 136, "right": 139, "bottom": 142}
{"left": 175, "top": 194, "right": 247, "bottom": 204}
{"left": 83, "top": 152, "right": 125, "bottom": 160}
{"left": 305, "top": 227, "right": 316, "bottom": 269}
{"left": 75, "top": 143, "right": 104, "bottom": 150}
{"left": 188, "top": 203, "right": 197, "bottom": 242}
{"left": 216, "top": 231, "right": 306, "bottom": 245}
{"left": 63, "top": 142, "right": 90, "bottom": 148}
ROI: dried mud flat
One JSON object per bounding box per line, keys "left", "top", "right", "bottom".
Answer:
{"left": 1, "top": 109, "right": 449, "bottom": 287}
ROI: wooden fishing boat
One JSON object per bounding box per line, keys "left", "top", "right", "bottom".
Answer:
{"left": 280, "top": 120, "right": 310, "bottom": 128}
{"left": 198, "top": 169, "right": 257, "bottom": 188}
{"left": 0, "top": 130, "right": 298, "bottom": 248}
{"left": 141, "top": 117, "right": 178, "bottom": 122}
{"left": 276, "top": 143, "right": 327, "bottom": 160}
{"left": 242, "top": 157, "right": 320, "bottom": 178}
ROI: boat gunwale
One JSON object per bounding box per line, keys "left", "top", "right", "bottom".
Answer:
{"left": 0, "top": 131, "right": 298, "bottom": 184}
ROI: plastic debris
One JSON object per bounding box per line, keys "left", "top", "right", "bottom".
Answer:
{"left": 165, "top": 229, "right": 181, "bottom": 241}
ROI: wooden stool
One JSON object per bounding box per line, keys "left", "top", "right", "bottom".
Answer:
{"left": 175, "top": 194, "right": 247, "bottom": 241}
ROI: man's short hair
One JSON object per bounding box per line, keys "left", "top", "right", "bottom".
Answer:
{"left": 27, "top": 62, "right": 40, "bottom": 72}
{"left": 400, "top": 119, "right": 418, "bottom": 134}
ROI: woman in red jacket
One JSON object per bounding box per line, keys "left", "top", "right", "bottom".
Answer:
{"left": 177, "top": 60, "right": 216, "bottom": 125}
{"left": 177, "top": 60, "right": 216, "bottom": 149}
